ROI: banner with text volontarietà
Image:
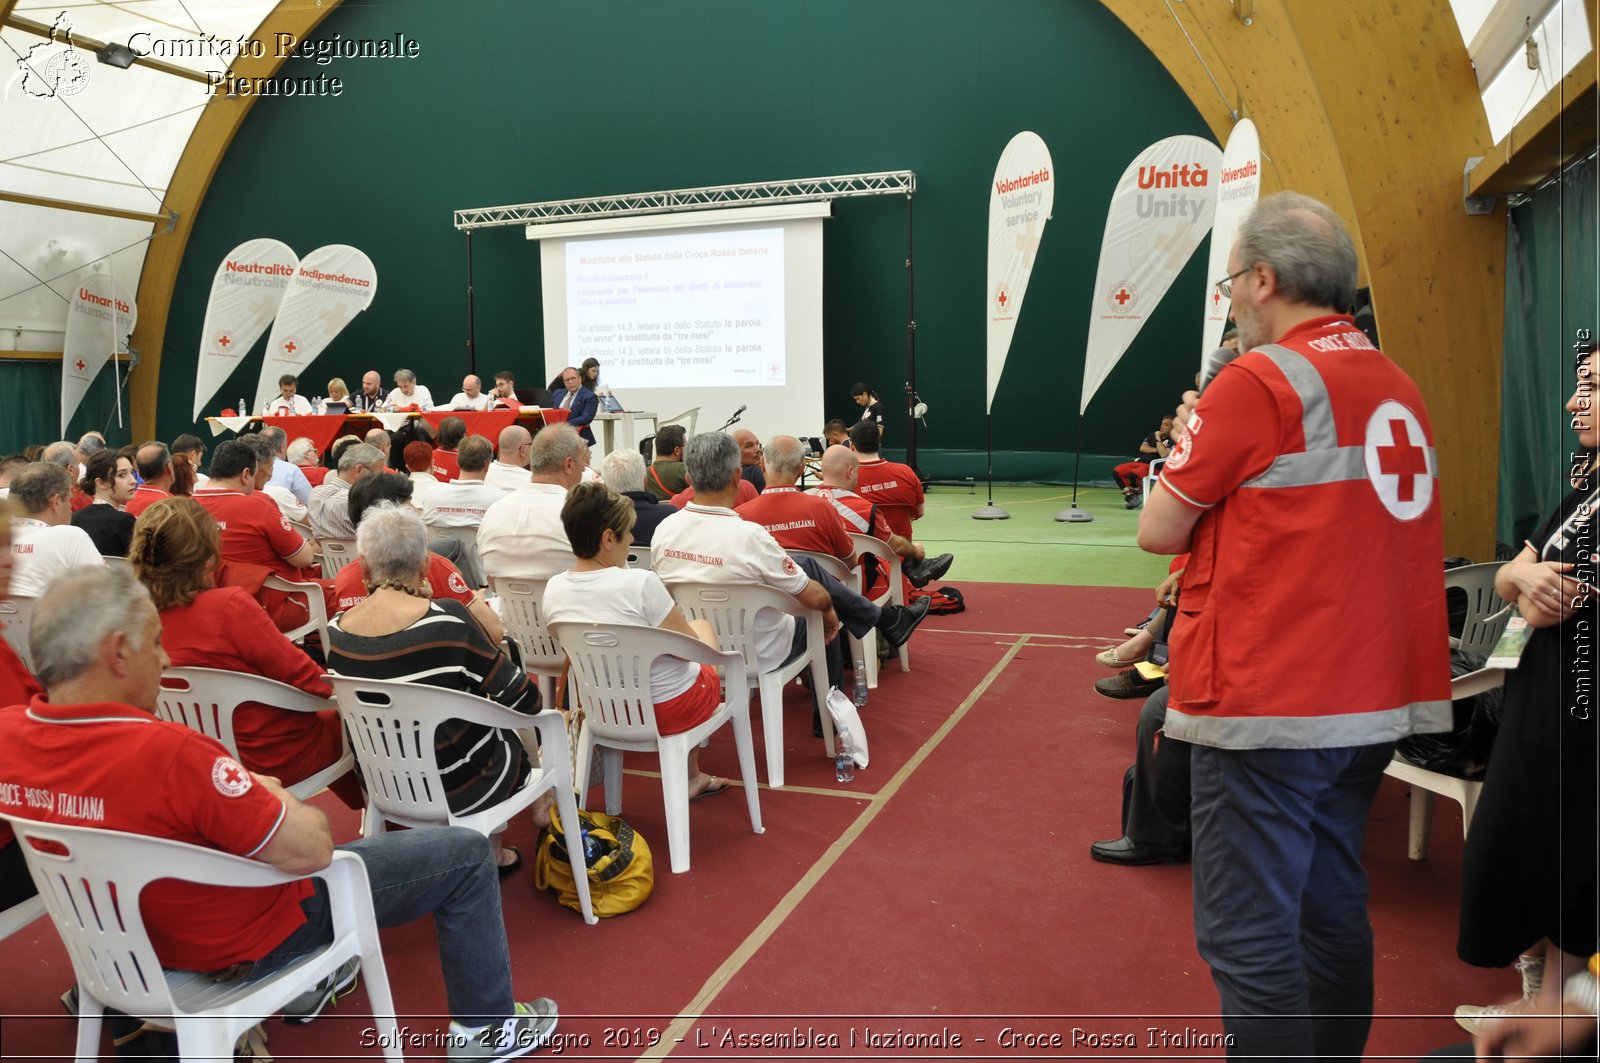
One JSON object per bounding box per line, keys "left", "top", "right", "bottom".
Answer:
{"left": 194, "top": 239, "right": 299, "bottom": 419}
{"left": 255, "top": 244, "right": 377, "bottom": 413}
{"left": 1200, "top": 119, "right": 1261, "bottom": 360}
{"left": 986, "top": 131, "right": 1055, "bottom": 415}
{"left": 1080, "top": 135, "right": 1222, "bottom": 414}
{"left": 61, "top": 272, "right": 134, "bottom": 435}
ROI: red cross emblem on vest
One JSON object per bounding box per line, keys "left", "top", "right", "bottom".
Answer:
{"left": 1364, "top": 400, "right": 1432, "bottom": 521}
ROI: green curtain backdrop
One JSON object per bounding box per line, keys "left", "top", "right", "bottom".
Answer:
{"left": 0, "top": 360, "right": 133, "bottom": 453}
{"left": 129, "top": 0, "right": 1210, "bottom": 481}
{"left": 1497, "top": 152, "right": 1600, "bottom": 548}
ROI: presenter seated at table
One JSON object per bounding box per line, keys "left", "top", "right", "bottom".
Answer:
{"left": 70, "top": 448, "right": 137, "bottom": 557}
{"left": 384, "top": 367, "right": 433, "bottom": 411}
{"left": 325, "top": 375, "right": 351, "bottom": 409}
{"left": 551, "top": 366, "right": 598, "bottom": 445}
{"left": 350, "top": 369, "right": 384, "bottom": 413}
{"left": 328, "top": 503, "right": 537, "bottom": 872}
{"left": 444, "top": 374, "right": 492, "bottom": 412}
{"left": 546, "top": 357, "right": 600, "bottom": 397}
{"left": 130, "top": 496, "right": 360, "bottom": 807}
{"left": 488, "top": 371, "right": 522, "bottom": 411}
{"left": 264, "top": 373, "right": 314, "bottom": 416}
{"left": 543, "top": 482, "right": 731, "bottom": 800}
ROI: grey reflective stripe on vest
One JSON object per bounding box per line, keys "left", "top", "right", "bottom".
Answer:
{"left": 1241, "top": 344, "right": 1438, "bottom": 490}
{"left": 1164, "top": 698, "right": 1453, "bottom": 750}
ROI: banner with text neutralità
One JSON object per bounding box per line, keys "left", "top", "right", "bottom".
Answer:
{"left": 1200, "top": 118, "right": 1261, "bottom": 361}
{"left": 255, "top": 244, "right": 377, "bottom": 414}
{"left": 194, "top": 239, "right": 299, "bottom": 419}
{"left": 986, "top": 131, "right": 1055, "bottom": 415}
{"left": 1080, "top": 134, "right": 1221, "bottom": 414}
{"left": 61, "top": 272, "right": 135, "bottom": 436}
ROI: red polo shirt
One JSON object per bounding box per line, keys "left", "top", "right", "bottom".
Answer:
{"left": 807, "top": 485, "right": 894, "bottom": 542}
{"left": 0, "top": 696, "right": 309, "bottom": 971}
{"left": 297, "top": 463, "right": 329, "bottom": 487}
{"left": 193, "top": 487, "right": 307, "bottom": 579}
{"left": 124, "top": 484, "right": 171, "bottom": 518}
{"left": 737, "top": 487, "right": 853, "bottom": 558}
{"left": 332, "top": 552, "right": 477, "bottom": 612}
{"left": 431, "top": 449, "right": 461, "bottom": 483}
{"left": 855, "top": 457, "right": 923, "bottom": 538}
{"left": 670, "top": 480, "right": 758, "bottom": 509}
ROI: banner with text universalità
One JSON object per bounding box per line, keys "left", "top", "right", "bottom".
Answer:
{"left": 985, "top": 131, "right": 1055, "bottom": 416}
{"left": 194, "top": 239, "right": 298, "bottom": 420}
{"left": 255, "top": 245, "right": 378, "bottom": 415}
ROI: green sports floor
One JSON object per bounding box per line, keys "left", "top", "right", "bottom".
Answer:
{"left": 899, "top": 483, "right": 1172, "bottom": 588}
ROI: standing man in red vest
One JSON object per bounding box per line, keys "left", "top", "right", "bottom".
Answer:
{"left": 1137, "top": 192, "right": 1451, "bottom": 1059}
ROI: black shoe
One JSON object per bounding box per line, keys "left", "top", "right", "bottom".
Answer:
{"left": 903, "top": 552, "right": 954, "bottom": 589}
{"left": 1124, "top": 494, "right": 1143, "bottom": 509}
{"left": 1093, "top": 668, "right": 1164, "bottom": 700}
{"left": 1089, "top": 836, "right": 1189, "bottom": 866}
{"left": 876, "top": 597, "right": 931, "bottom": 651}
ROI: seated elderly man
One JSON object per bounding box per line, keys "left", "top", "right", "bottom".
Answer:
{"left": 734, "top": 429, "right": 766, "bottom": 493}
{"left": 258, "top": 426, "right": 312, "bottom": 505}
{"left": 485, "top": 425, "right": 533, "bottom": 492}
{"left": 478, "top": 425, "right": 584, "bottom": 581}
{"left": 425, "top": 436, "right": 505, "bottom": 531}
{"left": 7, "top": 462, "right": 102, "bottom": 597}
{"left": 308, "top": 442, "right": 385, "bottom": 541}
{"left": 598, "top": 448, "right": 671, "bottom": 546}
{"left": 384, "top": 368, "right": 434, "bottom": 412}
{"left": 41, "top": 440, "right": 92, "bottom": 511}
{"left": 364, "top": 428, "right": 393, "bottom": 470}
{"left": 287, "top": 436, "right": 328, "bottom": 487}
{"left": 653, "top": 433, "right": 929, "bottom": 711}
{"left": 126, "top": 442, "right": 176, "bottom": 517}
{"left": 810, "top": 444, "right": 953, "bottom": 590}
{"left": 0, "top": 566, "right": 560, "bottom": 1054}
{"left": 737, "top": 436, "right": 855, "bottom": 562}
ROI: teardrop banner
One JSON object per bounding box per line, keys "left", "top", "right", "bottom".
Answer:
{"left": 194, "top": 238, "right": 299, "bottom": 420}
{"left": 1079, "top": 134, "right": 1222, "bottom": 415}
{"left": 61, "top": 272, "right": 133, "bottom": 436}
{"left": 1199, "top": 118, "right": 1261, "bottom": 364}
{"left": 255, "top": 244, "right": 378, "bottom": 413}
{"left": 985, "top": 130, "right": 1055, "bottom": 415}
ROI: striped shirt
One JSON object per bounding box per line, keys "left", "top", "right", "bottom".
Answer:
{"left": 327, "top": 598, "right": 539, "bottom": 814}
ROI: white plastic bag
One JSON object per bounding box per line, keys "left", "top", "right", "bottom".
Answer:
{"left": 824, "top": 686, "right": 869, "bottom": 768}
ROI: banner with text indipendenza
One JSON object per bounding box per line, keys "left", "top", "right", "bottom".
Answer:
{"left": 255, "top": 244, "right": 377, "bottom": 414}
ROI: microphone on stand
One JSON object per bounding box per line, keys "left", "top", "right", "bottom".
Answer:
{"left": 717, "top": 405, "right": 748, "bottom": 431}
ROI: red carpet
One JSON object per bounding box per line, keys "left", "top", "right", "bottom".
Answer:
{"left": 0, "top": 583, "right": 1504, "bottom": 1060}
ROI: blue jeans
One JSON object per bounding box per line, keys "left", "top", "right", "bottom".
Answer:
{"left": 1189, "top": 741, "right": 1395, "bottom": 1061}
{"left": 243, "top": 826, "right": 514, "bottom": 1026}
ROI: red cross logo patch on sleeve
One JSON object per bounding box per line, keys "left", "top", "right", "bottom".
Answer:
{"left": 1364, "top": 400, "right": 1433, "bottom": 521}
{"left": 211, "top": 756, "right": 253, "bottom": 797}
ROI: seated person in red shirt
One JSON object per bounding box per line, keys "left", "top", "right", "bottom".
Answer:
{"left": 126, "top": 441, "right": 176, "bottom": 516}
{"left": 69, "top": 448, "right": 137, "bottom": 557}
{"left": 670, "top": 475, "right": 758, "bottom": 509}
{"left": 0, "top": 516, "right": 43, "bottom": 911}
{"left": 810, "top": 444, "right": 953, "bottom": 590}
{"left": 847, "top": 421, "right": 926, "bottom": 540}
{"left": 334, "top": 471, "right": 503, "bottom": 644}
{"left": 432, "top": 417, "right": 466, "bottom": 482}
{"left": 0, "top": 566, "right": 561, "bottom": 1049}
{"left": 129, "top": 497, "right": 359, "bottom": 808}
{"left": 737, "top": 435, "right": 857, "bottom": 563}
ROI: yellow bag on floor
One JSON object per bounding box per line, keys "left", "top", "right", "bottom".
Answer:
{"left": 533, "top": 805, "right": 653, "bottom": 917}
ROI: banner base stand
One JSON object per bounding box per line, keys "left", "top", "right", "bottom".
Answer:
{"left": 1054, "top": 507, "right": 1094, "bottom": 523}
{"left": 972, "top": 505, "right": 1010, "bottom": 520}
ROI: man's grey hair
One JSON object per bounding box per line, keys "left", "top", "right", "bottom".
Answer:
{"left": 599, "top": 448, "right": 646, "bottom": 493}
{"left": 239, "top": 434, "right": 277, "bottom": 472}
{"left": 1236, "top": 191, "right": 1359, "bottom": 313}
{"left": 257, "top": 425, "right": 288, "bottom": 454}
{"left": 285, "top": 436, "right": 317, "bottom": 464}
{"left": 393, "top": 368, "right": 416, "bottom": 385}
{"left": 355, "top": 503, "right": 428, "bottom": 583}
{"left": 685, "top": 432, "right": 740, "bottom": 493}
{"left": 9, "top": 462, "right": 71, "bottom": 514}
{"left": 76, "top": 432, "right": 106, "bottom": 457}
{"left": 338, "top": 442, "right": 383, "bottom": 474}
{"left": 31, "top": 565, "right": 153, "bottom": 688}
{"left": 763, "top": 436, "right": 806, "bottom": 478}
{"left": 530, "top": 424, "right": 585, "bottom": 474}
{"left": 42, "top": 441, "right": 76, "bottom": 467}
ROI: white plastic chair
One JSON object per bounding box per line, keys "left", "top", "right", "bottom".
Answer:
{"left": 0, "top": 893, "right": 45, "bottom": 940}
{"left": 549, "top": 621, "right": 762, "bottom": 873}
{"left": 324, "top": 675, "right": 596, "bottom": 924}
{"left": 263, "top": 573, "right": 330, "bottom": 648}
{"left": 155, "top": 667, "right": 353, "bottom": 802}
{"left": 1383, "top": 561, "right": 1511, "bottom": 860}
{"left": 430, "top": 525, "right": 485, "bottom": 589}
{"left": 626, "top": 544, "right": 653, "bottom": 570}
{"left": 2, "top": 816, "right": 402, "bottom": 1062}
{"left": 318, "top": 537, "right": 358, "bottom": 580}
{"left": 849, "top": 532, "right": 911, "bottom": 685}
{"left": 0, "top": 596, "right": 34, "bottom": 672}
{"left": 489, "top": 576, "right": 565, "bottom": 709}
{"left": 665, "top": 581, "right": 834, "bottom": 787}
{"left": 1142, "top": 456, "right": 1167, "bottom": 500}
{"left": 787, "top": 550, "right": 876, "bottom": 690}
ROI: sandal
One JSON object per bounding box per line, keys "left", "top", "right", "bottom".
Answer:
{"left": 689, "top": 777, "right": 731, "bottom": 802}
{"left": 1096, "top": 647, "right": 1144, "bottom": 668}
{"left": 496, "top": 845, "right": 523, "bottom": 877}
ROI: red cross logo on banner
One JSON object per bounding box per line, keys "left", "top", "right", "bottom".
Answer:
{"left": 283, "top": 339, "right": 297, "bottom": 355}
{"left": 996, "top": 287, "right": 1009, "bottom": 310}
{"left": 73, "top": 359, "right": 85, "bottom": 372}
{"left": 217, "top": 333, "right": 232, "bottom": 348}
{"left": 1364, "top": 400, "right": 1433, "bottom": 521}
{"left": 1107, "top": 281, "right": 1138, "bottom": 314}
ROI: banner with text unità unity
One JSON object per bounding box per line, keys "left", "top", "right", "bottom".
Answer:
{"left": 194, "top": 239, "right": 299, "bottom": 420}
{"left": 61, "top": 273, "right": 135, "bottom": 435}
{"left": 1199, "top": 118, "right": 1261, "bottom": 360}
{"left": 255, "top": 244, "right": 377, "bottom": 413}
{"left": 986, "top": 131, "right": 1055, "bottom": 415}
{"left": 1079, "top": 134, "right": 1222, "bottom": 415}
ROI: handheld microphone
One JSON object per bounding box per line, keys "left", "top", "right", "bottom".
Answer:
{"left": 1199, "top": 346, "right": 1241, "bottom": 392}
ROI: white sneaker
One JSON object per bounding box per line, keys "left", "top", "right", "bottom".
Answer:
{"left": 1454, "top": 954, "right": 1544, "bottom": 1034}
{"left": 448, "top": 999, "right": 559, "bottom": 1060}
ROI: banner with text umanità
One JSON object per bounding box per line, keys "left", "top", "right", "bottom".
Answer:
{"left": 61, "top": 272, "right": 134, "bottom": 436}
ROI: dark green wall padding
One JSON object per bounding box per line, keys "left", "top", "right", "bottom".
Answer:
{"left": 138, "top": 0, "right": 1210, "bottom": 477}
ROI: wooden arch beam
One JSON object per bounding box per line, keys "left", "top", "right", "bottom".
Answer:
{"left": 125, "top": 0, "right": 345, "bottom": 445}
{"left": 1099, "top": 0, "right": 1508, "bottom": 559}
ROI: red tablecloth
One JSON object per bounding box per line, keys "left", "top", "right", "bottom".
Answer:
{"left": 248, "top": 410, "right": 556, "bottom": 450}
{"left": 418, "top": 409, "right": 519, "bottom": 440}
{"left": 260, "top": 414, "right": 350, "bottom": 454}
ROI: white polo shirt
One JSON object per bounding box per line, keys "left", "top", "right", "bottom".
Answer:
{"left": 423, "top": 479, "right": 508, "bottom": 529}
{"left": 407, "top": 471, "right": 439, "bottom": 513}
{"left": 384, "top": 384, "right": 434, "bottom": 410}
{"left": 445, "top": 391, "right": 491, "bottom": 412}
{"left": 483, "top": 461, "right": 529, "bottom": 493}
{"left": 263, "top": 394, "right": 314, "bottom": 417}
{"left": 651, "top": 502, "right": 809, "bottom": 671}
{"left": 477, "top": 481, "right": 574, "bottom": 581}
{"left": 9, "top": 517, "right": 104, "bottom": 598}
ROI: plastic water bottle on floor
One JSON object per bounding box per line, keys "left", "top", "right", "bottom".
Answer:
{"left": 852, "top": 651, "right": 868, "bottom": 707}
{"left": 579, "top": 825, "right": 610, "bottom": 866}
